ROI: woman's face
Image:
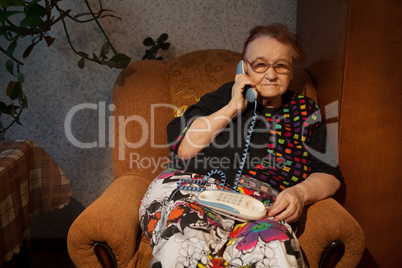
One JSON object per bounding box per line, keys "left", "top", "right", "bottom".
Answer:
{"left": 244, "top": 36, "right": 293, "bottom": 107}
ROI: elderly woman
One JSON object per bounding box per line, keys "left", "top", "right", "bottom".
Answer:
{"left": 140, "top": 24, "right": 342, "bottom": 268}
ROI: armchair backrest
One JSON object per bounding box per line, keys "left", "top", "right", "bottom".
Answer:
{"left": 112, "top": 49, "right": 316, "bottom": 180}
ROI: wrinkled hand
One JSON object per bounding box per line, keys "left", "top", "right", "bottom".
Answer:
{"left": 267, "top": 186, "right": 306, "bottom": 223}
{"left": 228, "top": 74, "right": 255, "bottom": 113}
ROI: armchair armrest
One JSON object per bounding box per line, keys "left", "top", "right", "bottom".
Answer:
{"left": 67, "top": 175, "right": 150, "bottom": 267}
{"left": 296, "top": 198, "right": 365, "bottom": 268}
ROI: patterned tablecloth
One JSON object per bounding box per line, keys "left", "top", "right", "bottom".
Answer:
{"left": 0, "top": 139, "right": 71, "bottom": 265}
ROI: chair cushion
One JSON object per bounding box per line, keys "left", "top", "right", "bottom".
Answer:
{"left": 166, "top": 49, "right": 242, "bottom": 115}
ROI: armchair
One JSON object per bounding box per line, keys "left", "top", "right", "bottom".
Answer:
{"left": 67, "top": 49, "right": 365, "bottom": 267}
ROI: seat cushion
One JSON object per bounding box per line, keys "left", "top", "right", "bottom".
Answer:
{"left": 166, "top": 49, "right": 242, "bottom": 116}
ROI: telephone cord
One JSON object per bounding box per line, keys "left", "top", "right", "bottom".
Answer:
{"left": 232, "top": 100, "right": 258, "bottom": 191}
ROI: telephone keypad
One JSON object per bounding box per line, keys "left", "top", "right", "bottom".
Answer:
{"left": 217, "top": 192, "right": 245, "bottom": 205}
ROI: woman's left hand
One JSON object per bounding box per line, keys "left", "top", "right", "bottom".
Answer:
{"left": 266, "top": 173, "right": 341, "bottom": 223}
{"left": 267, "top": 186, "right": 306, "bottom": 223}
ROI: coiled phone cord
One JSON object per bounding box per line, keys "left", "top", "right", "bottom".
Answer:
{"left": 232, "top": 100, "right": 258, "bottom": 191}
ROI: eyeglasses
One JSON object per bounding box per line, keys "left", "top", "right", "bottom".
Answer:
{"left": 246, "top": 59, "right": 292, "bottom": 74}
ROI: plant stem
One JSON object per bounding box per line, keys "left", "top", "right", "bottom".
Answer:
{"left": 0, "top": 106, "right": 25, "bottom": 135}
{"left": 0, "top": 47, "right": 24, "bottom": 65}
{"left": 83, "top": 0, "right": 117, "bottom": 54}
{"left": 0, "top": 92, "right": 27, "bottom": 136}
{"left": 64, "top": 8, "right": 102, "bottom": 23}
{"left": 0, "top": 65, "right": 27, "bottom": 135}
{"left": 54, "top": 4, "right": 79, "bottom": 54}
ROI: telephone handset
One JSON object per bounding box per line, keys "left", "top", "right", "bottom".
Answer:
{"left": 236, "top": 60, "right": 257, "bottom": 103}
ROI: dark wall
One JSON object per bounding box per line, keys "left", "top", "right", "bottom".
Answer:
{"left": 297, "top": 0, "right": 402, "bottom": 267}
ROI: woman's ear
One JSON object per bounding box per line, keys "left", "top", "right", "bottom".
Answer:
{"left": 242, "top": 60, "right": 248, "bottom": 75}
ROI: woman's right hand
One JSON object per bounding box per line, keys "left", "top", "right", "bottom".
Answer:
{"left": 228, "top": 73, "right": 256, "bottom": 113}
{"left": 177, "top": 75, "right": 255, "bottom": 160}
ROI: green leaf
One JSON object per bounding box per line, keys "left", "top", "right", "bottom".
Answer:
{"left": 143, "top": 53, "right": 155, "bottom": 60}
{"left": 6, "top": 39, "right": 17, "bottom": 58}
{"left": 92, "top": 53, "right": 99, "bottom": 61}
{"left": 77, "top": 58, "right": 85, "bottom": 69}
{"left": 77, "top": 51, "right": 89, "bottom": 58}
{"left": 9, "top": 104, "right": 17, "bottom": 115}
{"left": 25, "top": 2, "right": 46, "bottom": 18}
{"left": 25, "top": 0, "right": 43, "bottom": 13}
{"left": 160, "top": 42, "right": 171, "bottom": 50}
{"left": 18, "top": 93, "right": 28, "bottom": 109}
{"left": 0, "top": 25, "right": 22, "bottom": 36}
{"left": 20, "top": 16, "right": 44, "bottom": 28}
{"left": 100, "top": 42, "right": 110, "bottom": 55}
{"left": 21, "top": 96, "right": 28, "bottom": 108}
{"left": 17, "top": 72, "right": 25, "bottom": 83}
{"left": 0, "top": 10, "right": 22, "bottom": 23}
{"left": 44, "top": 36, "right": 55, "bottom": 47}
{"left": 0, "top": 101, "right": 10, "bottom": 114}
{"left": 0, "top": 0, "right": 25, "bottom": 9}
{"left": 5, "top": 60, "right": 14, "bottom": 75}
{"left": 0, "top": 101, "right": 20, "bottom": 115}
{"left": 6, "top": 81, "right": 21, "bottom": 100}
{"left": 157, "top": 33, "right": 168, "bottom": 44}
{"left": 143, "top": 37, "right": 155, "bottom": 46}
{"left": 108, "top": 53, "right": 131, "bottom": 69}
{"left": 0, "top": 25, "right": 10, "bottom": 36}
{"left": 23, "top": 41, "right": 38, "bottom": 58}
{"left": 150, "top": 45, "right": 159, "bottom": 54}
{"left": 15, "top": 115, "right": 22, "bottom": 125}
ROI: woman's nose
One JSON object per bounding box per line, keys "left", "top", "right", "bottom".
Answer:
{"left": 265, "top": 67, "right": 278, "bottom": 81}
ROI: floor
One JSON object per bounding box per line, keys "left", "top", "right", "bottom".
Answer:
{"left": 2, "top": 238, "right": 75, "bottom": 268}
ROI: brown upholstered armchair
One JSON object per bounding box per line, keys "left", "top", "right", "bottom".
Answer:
{"left": 67, "top": 50, "right": 365, "bottom": 268}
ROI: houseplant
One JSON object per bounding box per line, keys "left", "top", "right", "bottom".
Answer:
{"left": 142, "top": 33, "right": 171, "bottom": 60}
{"left": 0, "top": 0, "right": 131, "bottom": 138}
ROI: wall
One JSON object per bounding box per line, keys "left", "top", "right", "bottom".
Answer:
{"left": 297, "top": 0, "right": 350, "bottom": 159}
{"left": 0, "top": 0, "right": 297, "bottom": 237}
{"left": 298, "top": 0, "right": 402, "bottom": 267}
{"left": 339, "top": 0, "right": 402, "bottom": 267}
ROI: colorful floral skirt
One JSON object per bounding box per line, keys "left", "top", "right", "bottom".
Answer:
{"left": 139, "top": 169, "right": 305, "bottom": 268}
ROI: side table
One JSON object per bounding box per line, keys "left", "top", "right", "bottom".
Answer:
{"left": 0, "top": 139, "right": 71, "bottom": 266}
